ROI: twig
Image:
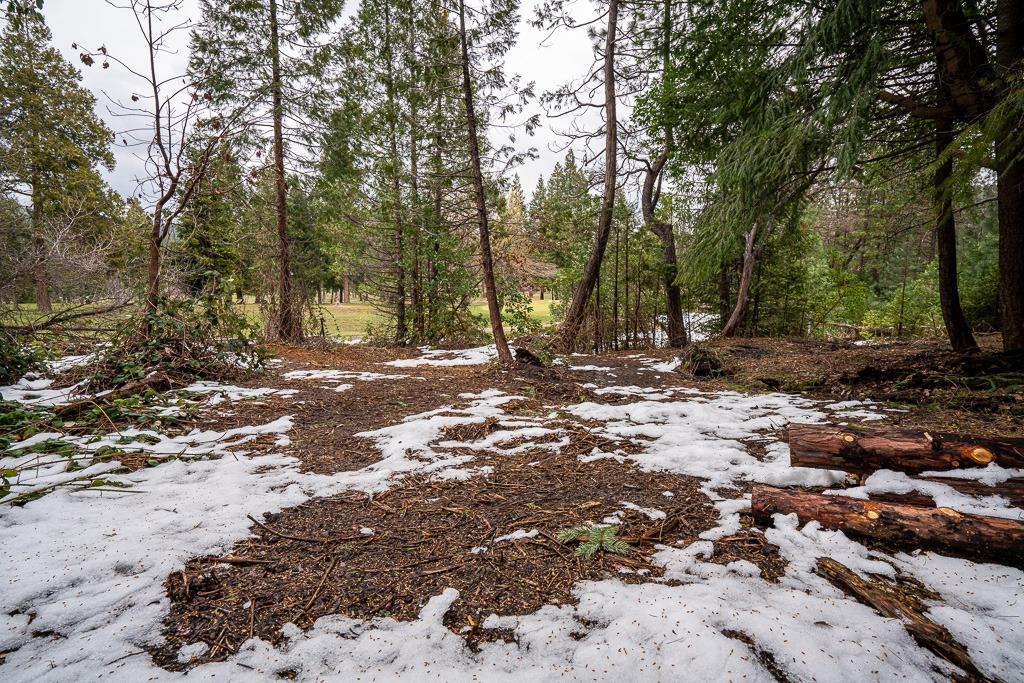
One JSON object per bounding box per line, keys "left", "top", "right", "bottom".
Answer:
{"left": 298, "top": 555, "right": 339, "bottom": 618}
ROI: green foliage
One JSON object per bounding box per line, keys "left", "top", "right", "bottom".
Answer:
{"left": 86, "top": 297, "right": 266, "bottom": 390}
{"left": 0, "top": 333, "right": 42, "bottom": 384}
{"left": 862, "top": 263, "right": 944, "bottom": 338}
{"left": 556, "top": 524, "right": 632, "bottom": 559}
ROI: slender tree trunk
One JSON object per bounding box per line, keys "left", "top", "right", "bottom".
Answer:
{"left": 623, "top": 213, "right": 630, "bottom": 348}
{"left": 408, "top": 22, "right": 425, "bottom": 341}
{"left": 410, "top": 124, "right": 424, "bottom": 340}
{"left": 427, "top": 93, "right": 443, "bottom": 338}
{"left": 997, "top": 0, "right": 1024, "bottom": 351}
{"left": 383, "top": 2, "right": 407, "bottom": 344}
{"left": 30, "top": 184, "right": 51, "bottom": 313}
{"left": 458, "top": 0, "right": 512, "bottom": 365}
{"left": 269, "top": 0, "right": 299, "bottom": 341}
{"left": 558, "top": 0, "right": 618, "bottom": 352}
{"left": 639, "top": 0, "right": 686, "bottom": 348}
{"left": 145, "top": 208, "right": 164, "bottom": 315}
{"left": 934, "top": 120, "right": 978, "bottom": 352}
{"left": 612, "top": 224, "right": 619, "bottom": 350}
{"left": 718, "top": 260, "right": 731, "bottom": 329}
{"left": 722, "top": 222, "right": 765, "bottom": 337}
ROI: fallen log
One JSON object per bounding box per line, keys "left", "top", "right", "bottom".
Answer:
{"left": 751, "top": 485, "right": 1024, "bottom": 567}
{"left": 815, "top": 558, "right": 992, "bottom": 682}
{"left": 787, "top": 423, "right": 1024, "bottom": 474}
{"left": 917, "top": 476, "right": 1024, "bottom": 508}
{"left": 864, "top": 478, "right": 1024, "bottom": 509}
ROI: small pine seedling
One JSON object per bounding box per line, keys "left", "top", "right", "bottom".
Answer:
{"left": 556, "top": 524, "right": 632, "bottom": 559}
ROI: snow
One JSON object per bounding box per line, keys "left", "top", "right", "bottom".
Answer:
{"left": 568, "top": 364, "right": 614, "bottom": 372}
{"left": 383, "top": 345, "right": 497, "bottom": 367}
{"left": 0, "top": 376, "right": 86, "bottom": 406}
{"left": 283, "top": 369, "right": 412, "bottom": 382}
{"left": 182, "top": 381, "right": 298, "bottom": 405}
{"left": 1, "top": 417, "right": 295, "bottom": 502}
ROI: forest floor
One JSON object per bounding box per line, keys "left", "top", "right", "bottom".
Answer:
{"left": 1, "top": 335, "right": 1022, "bottom": 682}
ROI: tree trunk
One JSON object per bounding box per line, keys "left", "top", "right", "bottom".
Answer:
{"left": 30, "top": 185, "right": 51, "bottom": 313}
{"left": 408, "top": 20, "right": 425, "bottom": 341}
{"left": 752, "top": 485, "right": 1024, "bottom": 567}
{"left": 996, "top": 0, "right": 1024, "bottom": 352}
{"left": 934, "top": 120, "right": 978, "bottom": 352}
{"left": 718, "top": 261, "right": 731, "bottom": 329}
{"left": 721, "top": 223, "right": 765, "bottom": 337}
{"left": 269, "top": 0, "right": 300, "bottom": 341}
{"left": 457, "top": 0, "right": 512, "bottom": 365}
{"left": 558, "top": 0, "right": 618, "bottom": 352}
{"left": 815, "top": 558, "right": 988, "bottom": 680}
{"left": 383, "top": 2, "right": 406, "bottom": 345}
{"left": 786, "top": 423, "right": 1024, "bottom": 474}
{"left": 145, "top": 208, "right": 163, "bottom": 314}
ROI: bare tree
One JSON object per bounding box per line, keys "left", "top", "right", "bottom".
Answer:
{"left": 80, "top": 0, "right": 246, "bottom": 321}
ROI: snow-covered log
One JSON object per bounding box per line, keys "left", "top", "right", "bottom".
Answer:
{"left": 786, "top": 423, "right": 1024, "bottom": 474}
{"left": 751, "top": 485, "right": 1024, "bottom": 567}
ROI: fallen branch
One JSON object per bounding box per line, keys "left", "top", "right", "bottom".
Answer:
{"left": 53, "top": 372, "right": 173, "bottom": 419}
{"left": 816, "top": 558, "right": 994, "bottom": 682}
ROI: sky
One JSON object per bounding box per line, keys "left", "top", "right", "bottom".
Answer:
{"left": 41, "top": 0, "right": 598, "bottom": 201}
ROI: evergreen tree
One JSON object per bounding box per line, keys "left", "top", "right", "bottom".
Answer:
{"left": 190, "top": 0, "right": 344, "bottom": 340}
{"left": 0, "top": 12, "right": 113, "bottom": 311}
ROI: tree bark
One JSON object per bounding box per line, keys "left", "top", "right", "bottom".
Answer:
{"left": 815, "top": 558, "right": 990, "bottom": 680}
{"left": 721, "top": 222, "right": 767, "bottom": 337}
{"left": 867, "top": 477, "right": 1024, "bottom": 509}
{"left": 752, "top": 485, "right": 1024, "bottom": 567}
{"left": 382, "top": 1, "right": 406, "bottom": 345}
{"left": 558, "top": 0, "right": 618, "bottom": 352}
{"left": 917, "top": 475, "right": 1024, "bottom": 508}
{"left": 786, "top": 423, "right": 1024, "bottom": 474}
{"left": 269, "top": 0, "right": 300, "bottom": 341}
{"left": 996, "top": 0, "right": 1024, "bottom": 351}
{"left": 145, "top": 208, "right": 163, "bottom": 314}
{"left": 934, "top": 120, "right": 978, "bottom": 352}
{"left": 457, "top": 0, "right": 512, "bottom": 365}
{"left": 30, "top": 183, "right": 51, "bottom": 313}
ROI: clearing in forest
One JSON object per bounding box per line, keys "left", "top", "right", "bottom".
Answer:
{"left": 1, "top": 338, "right": 1021, "bottom": 682}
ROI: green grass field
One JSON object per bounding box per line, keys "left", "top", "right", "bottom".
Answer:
{"left": 5, "top": 296, "right": 559, "bottom": 341}
{"left": 238, "top": 296, "right": 558, "bottom": 339}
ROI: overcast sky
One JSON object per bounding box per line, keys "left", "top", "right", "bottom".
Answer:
{"left": 41, "top": 0, "right": 598, "bottom": 201}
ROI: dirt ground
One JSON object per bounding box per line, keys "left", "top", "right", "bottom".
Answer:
{"left": 148, "top": 335, "right": 1023, "bottom": 670}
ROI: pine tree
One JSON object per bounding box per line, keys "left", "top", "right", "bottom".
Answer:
{"left": 0, "top": 12, "right": 113, "bottom": 311}
{"left": 190, "top": 0, "right": 344, "bottom": 341}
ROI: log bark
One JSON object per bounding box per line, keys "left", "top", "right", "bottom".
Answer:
{"left": 815, "top": 558, "right": 991, "bottom": 681}
{"left": 752, "top": 485, "right": 1024, "bottom": 567}
{"left": 868, "top": 478, "right": 1024, "bottom": 509}
{"left": 918, "top": 476, "right": 1024, "bottom": 508}
{"left": 787, "top": 423, "right": 1024, "bottom": 474}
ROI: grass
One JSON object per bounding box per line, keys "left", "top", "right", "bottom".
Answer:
{"left": 243, "top": 296, "right": 559, "bottom": 339}
{"left": 5, "top": 296, "right": 559, "bottom": 341}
